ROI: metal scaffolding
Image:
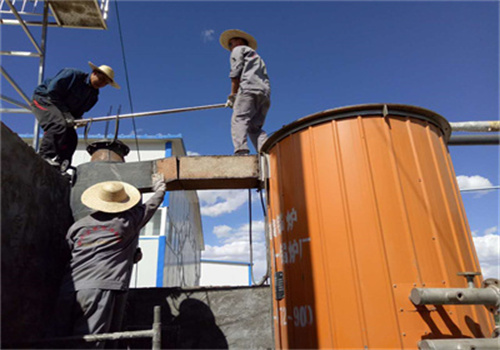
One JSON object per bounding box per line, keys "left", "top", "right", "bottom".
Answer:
{"left": 0, "top": 0, "right": 110, "bottom": 149}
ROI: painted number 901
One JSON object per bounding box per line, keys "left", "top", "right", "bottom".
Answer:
{"left": 293, "top": 305, "right": 314, "bottom": 328}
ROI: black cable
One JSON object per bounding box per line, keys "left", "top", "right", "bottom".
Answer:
{"left": 114, "top": 0, "right": 141, "bottom": 160}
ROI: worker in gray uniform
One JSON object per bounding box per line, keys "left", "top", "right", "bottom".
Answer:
{"left": 220, "top": 29, "right": 271, "bottom": 155}
{"left": 50, "top": 174, "right": 165, "bottom": 348}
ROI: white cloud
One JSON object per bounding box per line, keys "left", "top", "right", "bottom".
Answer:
{"left": 473, "top": 233, "right": 500, "bottom": 279}
{"left": 198, "top": 189, "right": 250, "bottom": 217}
{"left": 484, "top": 226, "right": 498, "bottom": 236}
{"left": 457, "top": 175, "right": 493, "bottom": 197}
{"left": 187, "top": 150, "right": 200, "bottom": 156}
{"left": 202, "top": 220, "right": 268, "bottom": 282}
{"left": 201, "top": 29, "right": 215, "bottom": 43}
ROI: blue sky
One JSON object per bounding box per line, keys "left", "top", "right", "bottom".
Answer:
{"left": 1, "top": 1, "right": 499, "bottom": 280}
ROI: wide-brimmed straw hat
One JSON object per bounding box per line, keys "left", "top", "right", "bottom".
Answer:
{"left": 88, "top": 61, "right": 121, "bottom": 89}
{"left": 81, "top": 181, "right": 140, "bottom": 213}
{"left": 219, "top": 29, "right": 257, "bottom": 51}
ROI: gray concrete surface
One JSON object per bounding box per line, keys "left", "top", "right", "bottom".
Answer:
{"left": 1, "top": 122, "right": 73, "bottom": 346}
{"left": 123, "top": 285, "right": 274, "bottom": 349}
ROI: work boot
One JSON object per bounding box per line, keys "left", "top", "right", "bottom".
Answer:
{"left": 234, "top": 149, "right": 250, "bottom": 156}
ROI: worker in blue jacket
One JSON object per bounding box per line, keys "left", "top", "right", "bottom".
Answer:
{"left": 31, "top": 62, "right": 120, "bottom": 170}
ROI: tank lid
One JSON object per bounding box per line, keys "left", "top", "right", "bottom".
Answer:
{"left": 261, "top": 103, "right": 451, "bottom": 153}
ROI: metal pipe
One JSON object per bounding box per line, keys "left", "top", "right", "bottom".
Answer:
{"left": 76, "top": 103, "right": 227, "bottom": 126}
{"left": 0, "top": 108, "right": 32, "bottom": 113}
{"left": 1, "top": 94, "right": 31, "bottom": 109}
{"left": 410, "top": 288, "right": 500, "bottom": 306}
{"left": 0, "top": 65, "right": 31, "bottom": 105}
{"left": 4, "top": 0, "right": 42, "bottom": 54}
{"left": 419, "top": 338, "right": 500, "bottom": 350}
{"left": 152, "top": 305, "right": 161, "bottom": 350}
{"left": 32, "top": 0, "right": 47, "bottom": 151}
{"left": 448, "top": 134, "right": 500, "bottom": 145}
{"left": 0, "top": 50, "right": 40, "bottom": 56}
{"left": 450, "top": 121, "right": 500, "bottom": 132}
{"left": 0, "top": 19, "right": 59, "bottom": 26}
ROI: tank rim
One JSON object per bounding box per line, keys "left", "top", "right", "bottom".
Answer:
{"left": 260, "top": 103, "right": 451, "bottom": 153}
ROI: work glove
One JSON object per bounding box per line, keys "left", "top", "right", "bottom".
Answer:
{"left": 225, "top": 94, "right": 236, "bottom": 108}
{"left": 152, "top": 173, "right": 166, "bottom": 192}
{"left": 133, "top": 247, "right": 143, "bottom": 264}
{"left": 63, "top": 112, "right": 76, "bottom": 128}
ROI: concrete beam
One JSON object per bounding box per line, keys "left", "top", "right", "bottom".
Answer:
{"left": 155, "top": 155, "right": 261, "bottom": 191}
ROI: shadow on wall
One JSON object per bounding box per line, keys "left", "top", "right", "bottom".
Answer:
{"left": 1, "top": 123, "right": 73, "bottom": 346}
{"left": 122, "top": 288, "right": 228, "bottom": 349}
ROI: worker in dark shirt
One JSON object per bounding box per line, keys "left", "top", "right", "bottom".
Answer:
{"left": 51, "top": 174, "right": 165, "bottom": 348}
{"left": 31, "top": 62, "right": 120, "bottom": 170}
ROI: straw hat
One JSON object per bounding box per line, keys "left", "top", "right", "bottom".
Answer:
{"left": 81, "top": 181, "right": 141, "bottom": 213}
{"left": 88, "top": 61, "right": 121, "bottom": 89}
{"left": 219, "top": 29, "right": 257, "bottom": 51}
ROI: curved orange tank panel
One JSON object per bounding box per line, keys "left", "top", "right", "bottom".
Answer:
{"left": 261, "top": 104, "right": 495, "bottom": 349}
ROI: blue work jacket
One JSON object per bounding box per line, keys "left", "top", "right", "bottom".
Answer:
{"left": 33, "top": 68, "right": 99, "bottom": 119}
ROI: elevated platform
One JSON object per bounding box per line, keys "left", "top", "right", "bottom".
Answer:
{"left": 0, "top": 0, "right": 109, "bottom": 29}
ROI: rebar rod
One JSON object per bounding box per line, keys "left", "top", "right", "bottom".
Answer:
{"left": 76, "top": 103, "right": 227, "bottom": 126}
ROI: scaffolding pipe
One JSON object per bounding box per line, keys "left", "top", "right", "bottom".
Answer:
{"left": 448, "top": 134, "right": 500, "bottom": 145}
{"left": 410, "top": 288, "right": 500, "bottom": 306}
{"left": 4, "top": 0, "right": 42, "bottom": 54}
{"left": 418, "top": 338, "right": 500, "bottom": 350}
{"left": 32, "top": 0, "right": 47, "bottom": 151}
{"left": 1, "top": 94, "right": 31, "bottom": 109}
{"left": 75, "top": 103, "right": 227, "bottom": 126}
{"left": 450, "top": 121, "right": 500, "bottom": 132}
{"left": 0, "top": 65, "right": 31, "bottom": 105}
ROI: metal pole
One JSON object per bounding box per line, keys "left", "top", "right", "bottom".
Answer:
{"left": 4, "top": 0, "right": 42, "bottom": 54}
{"left": 152, "top": 305, "right": 161, "bottom": 350}
{"left": 410, "top": 288, "right": 500, "bottom": 306}
{"left": 419, "top": 338, "right": 500, "bottom": 350}
{"left": 32, "top": 0, "right": 48, "bottom": 151}
{"left": 76, "top": 103, "right": 227, "bottom": 126}
{"left": 448, "top": 134, "right": 500, "bottom": 145}
{"left": 450, "top": 120, "right": 500, "bottom": 132}
{"left": 0, "top": 66, "right": 31, "bottom": 105}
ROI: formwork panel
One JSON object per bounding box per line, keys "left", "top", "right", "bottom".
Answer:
{"left": 262, "top": 104, "right": 495, "bottom": 349}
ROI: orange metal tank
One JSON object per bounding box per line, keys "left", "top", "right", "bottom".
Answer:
{"left": 261, "top": 104, "right": 495, "bottom": 349}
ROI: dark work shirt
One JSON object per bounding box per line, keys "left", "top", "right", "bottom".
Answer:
{"left": 33, "top": 68, "right": 99, "bottom": 119}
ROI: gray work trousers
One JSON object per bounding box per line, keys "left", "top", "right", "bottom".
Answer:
{"left": 50, "top": 289, "right": 128, "bottom": 349}
{"left": 231, "top": 91, "right": 270, "bottom": 154}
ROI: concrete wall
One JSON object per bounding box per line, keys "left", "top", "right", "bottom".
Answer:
{"left": 1, "top": 123, "right": 73, "bottom": 346}
{"left": 123, "top": 285, "right": 274, "bottom": 349}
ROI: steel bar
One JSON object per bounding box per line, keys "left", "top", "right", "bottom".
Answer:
{"left": 0, "top": 108, "right": 32, "bottom": 114}
{"left": 0, "top": 19, "right": 59, "bottom": 26}
{"left": 448, "top": 134, "right": 500, "bottom": 145}
{"left": 1, "top": 94, "right": 31, "bottom": 109}
{"left": 410, "top": 288, "right": 500, "bottom": 306}
{"left": 450, "top": 121, "right": 500, "bottom": 132}
{"left": 4, "top": 0, "right": 42, "bottom": 54}
{"left": 0, "top": 66, "right": 31, "bottom": 105}
{"left": 419, "top": 338, "right": 500, "bottom": 350}
{"left": 76, "top": 103, "right": 227, "bottom": 126}
{"left": 460, "top": 186, "right": 500, "bottom": 193}
{"left": 33, "top": 0, "right": 48, "bottom": 150}
{"left": 0, "top": 50, "right": 40, "bottom": 57}
{"left": 152, "top": 306, "right": 161, "bottom": 350}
